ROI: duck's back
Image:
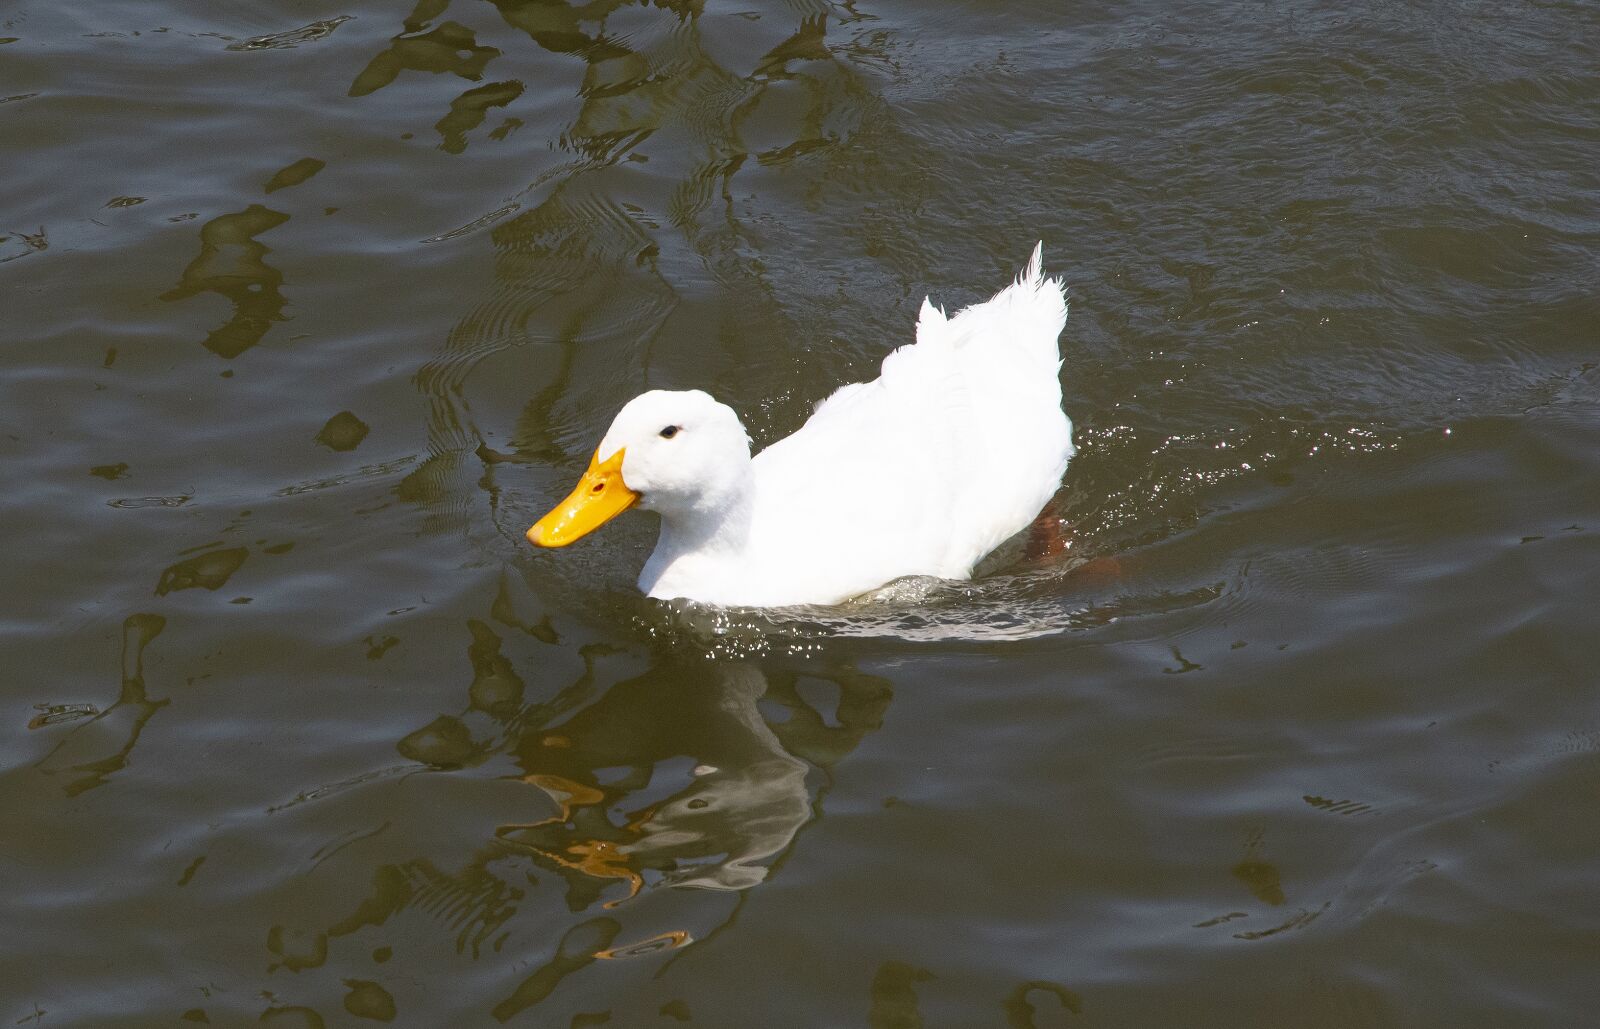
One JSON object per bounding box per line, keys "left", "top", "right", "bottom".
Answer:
{"left": 748, "top": 246, "right": 1073, "bottom": 604}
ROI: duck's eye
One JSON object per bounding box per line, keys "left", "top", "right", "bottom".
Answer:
{"left": 659, "top": 425, "right": 680, "bottom": 439}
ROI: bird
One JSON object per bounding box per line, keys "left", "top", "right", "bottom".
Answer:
{"left": 526, "top": 243, "right": 1073, "bottom": 607}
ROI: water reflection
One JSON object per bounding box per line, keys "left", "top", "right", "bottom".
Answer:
{"left": 341, "top": 979, "right": 397, "bottom": 1022}
{"left": 264, "top": 158, "right": 325, "bottom": 194}
{"left": 1002, "top": 982, "right": 1083, "bottom": 1027}
{"left": 348, "top": 20, "right": 500, "bottom": 100}
{"left": 437, "top": 81, "right": 526, "bottom": 154}
{"left": 499, "top": 660, "right": 818, "bottom": 896}
{"left": 0, "top": 225, "right": 47, "bottom": 263}
{"left": 159, "top": 204, "right": 289, "bottom": 358}
{"left": 34, "top": 613, "right": 167, "bottom": 797}
{"left": 490, "top": 916, "right": 619, "bottom": 1023}
{"left": 156, "top": 545, "right": 249, "bottom": 595}
{"left": 865, "top": 960, "right": 1082, "bottom": 1028}
{"left": 271, "top": 618, "right": 889, "bottom": 1021}
{"left": 346, "top": 3, "right": 514, "bottom": 156}
{"left": 448, "top": 639, "right": 889, "bottom": 903}
{"left": 225, "top": 16, "right": 351, "bottom": 52}
{"left": 1232, "top": 828, "right": 1285, "bottom": 905}
{"left": 868, "top": 960, "right": 932, "bottom": 1029}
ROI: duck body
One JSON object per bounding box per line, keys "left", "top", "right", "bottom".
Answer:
{"left": 529, "top": 244, "right": 1073, "bottom": 607}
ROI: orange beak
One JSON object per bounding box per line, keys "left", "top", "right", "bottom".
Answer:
{"left": 527, "top": 448, "right": 639, "bottom": 548}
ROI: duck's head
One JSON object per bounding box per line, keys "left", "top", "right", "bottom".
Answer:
{"left": 527, "top": 389, "right": 751, "bottom": 547}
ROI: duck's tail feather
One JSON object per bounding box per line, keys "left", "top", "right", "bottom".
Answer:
{"left": 1021, "top": 240, "right": 1045, "bottom": 288}
{"left": 898, "top": 243, "right": 1066, "bottom": 383}
{"left": 935, "top": 243, "right": 1068, "bottom": 370}
{"left": 1012, "top": 241, "right": 1066, "bottom": 308}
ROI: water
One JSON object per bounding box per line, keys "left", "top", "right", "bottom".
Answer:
{"left": 3, "top": 0, "right": 1598, "bottom": 1024}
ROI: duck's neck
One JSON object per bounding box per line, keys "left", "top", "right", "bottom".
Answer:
{"left": 638, "top": 470, "right": 757, "bottom": 601}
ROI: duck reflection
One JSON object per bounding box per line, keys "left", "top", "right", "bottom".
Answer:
{"left": 275, "top": 618, "right": 889, "bottom": 1012}
{"left": 390, "top": 609, "right": 890, "bottom": 903}
{"left": 512, "top": 653, "right": 888, "bottom": 903}
{"left": 501, "top": 660, "right": 828, "bottom": 897}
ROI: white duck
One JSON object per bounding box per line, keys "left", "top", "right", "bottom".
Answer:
{"left": 527, "top": 244, "right": 1073, "bottom": 607}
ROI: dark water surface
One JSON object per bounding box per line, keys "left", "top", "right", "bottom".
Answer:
{"left": 4, "top": 0, "right": 1599, "bottom": 1025}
